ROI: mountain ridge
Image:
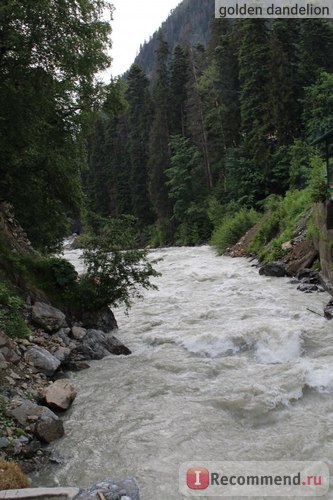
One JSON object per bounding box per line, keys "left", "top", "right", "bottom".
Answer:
{"left": 133, "top": 0, "right": 215, "bottom": 77}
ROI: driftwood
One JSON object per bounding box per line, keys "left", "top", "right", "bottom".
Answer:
{"left": 97, "top": 492, "right": 106, "bottom": 500}
{"left": 306, "top": 307, "right": 324, "bottom": 317}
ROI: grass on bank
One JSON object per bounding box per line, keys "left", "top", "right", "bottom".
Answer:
{"left": 0, "top": 457, "right": 30, "bottom": 489}
{"left": 210, "top": 208, "right": 260, "bottom": 255}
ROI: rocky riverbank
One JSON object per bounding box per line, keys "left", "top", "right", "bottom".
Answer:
{"left": 0, "top": 299, "right": 131, "bottom": 478}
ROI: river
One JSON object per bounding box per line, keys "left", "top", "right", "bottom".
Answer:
{"left": 35, "top": 246, "right": 333, "bottom": 498}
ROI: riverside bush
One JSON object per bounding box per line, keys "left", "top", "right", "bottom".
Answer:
{"left": 0, "top": 283, "right": 30, "bottom": 339}
{"left": 211, "top": 208, "right": 260, "bottom": 255}
{"left": 73, "top": 215, "right": 160, "bottom": 312}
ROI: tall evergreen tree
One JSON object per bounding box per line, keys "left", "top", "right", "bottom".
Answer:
{"left": 126, "top": 64, "right": 154, "bottom": 227}
{"left": 210, "top": 19, "right": 241, "bottom": 150}
{"left": 299, "top": 20, "right": 333, "bottom": 89}
{"left": 148, "top": 31, "right": 173, "bottom": 240}
{"left": 169, "top": 44, "right": 189, "bottom": 136}
{"left": 186, "top": 44, "right": 213, "bottom": 191}
{"left": 238, "top": 20, "right": 271, "bottom": 196}
{"left": 268, "top": 20, "right": 302, "bottom": 145}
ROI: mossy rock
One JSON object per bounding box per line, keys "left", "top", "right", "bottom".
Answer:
{"left": 0, "top": 457, "right": 31, "bottom": 489}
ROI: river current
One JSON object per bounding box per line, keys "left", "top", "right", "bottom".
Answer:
{"left": 35, "top": 246, "right": 333, "bottom": 498}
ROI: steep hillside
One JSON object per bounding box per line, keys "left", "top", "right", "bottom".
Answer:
{"left": 134, "top": 0, "right": 215, "bottom": 77}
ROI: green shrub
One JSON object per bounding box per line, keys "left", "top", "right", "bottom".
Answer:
{"left": 72, "top": 216, "right": 160, "bottom": 312}
{"left": 18, "top": 254, "right": 78, "bottom": 309}
{"left": 211, "top": 208, "right": 260, "bottom": 255}
{"left": 307, "top": 214, "right": 319, "bottom": 241}
{"left": 308, "top": 155, "right": 327, "bottom": 203}
{"left": 0, "top": 283, "right": 30, "bottom": 339}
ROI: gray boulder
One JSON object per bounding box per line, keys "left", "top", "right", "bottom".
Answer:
{"left": 75, "top": 478, "right": 140, "bottom": 500}
{"left": 77, "top": 330, "right": 131, "bottom": 360}
{"left": 259, "top": 261, "right": 288, "bottom": 277}
{"left": 296, "top": 269, "right": 320, "bottom": 284}
{"left": 41, "top": 379, "right": 77, "bottom": 411}
{"left": 0, "top": 331, "right": 20, "bottom": 364}
{"left": 32, "top": 302, "right": 67, "bottom": 332}
{"left": 71, "top": 326, "right": 87, "bottom": 340}
{"left": 81, "top": 306, "right": 118, "bottom": 332}
{"left": 7, "top": 398, "right": 64, "bottom": 443}
{"left": 25, "top": 346, "right": 61, "bottom": 376}
{"left": 53, "top": 347, "right": 71, "bottom": 365}
{"left": 35, "top": 417, "right": 65, "bottom": 444}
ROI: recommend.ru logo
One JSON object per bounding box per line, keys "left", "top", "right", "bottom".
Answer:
{"left": 180, "top": 461, "right": 329, "bottom": 496}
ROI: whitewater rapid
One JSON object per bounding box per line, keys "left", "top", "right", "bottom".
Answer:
{"left": 35, "top": 246, "right": 333, "bottom": 498}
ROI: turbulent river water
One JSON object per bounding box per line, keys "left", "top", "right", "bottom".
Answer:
{"left": 35, "top": 246, "right": 333, "bottom": 499}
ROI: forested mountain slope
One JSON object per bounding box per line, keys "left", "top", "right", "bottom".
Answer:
{"left": 87, "top": 18, "right": 333, "bottom": 248}
{"left": 134, "top": 0, "right": 215, "bottom": 77}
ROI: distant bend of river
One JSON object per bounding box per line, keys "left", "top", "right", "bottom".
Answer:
{"left": 35, "top": 246, "right": 333, "bottom": 499}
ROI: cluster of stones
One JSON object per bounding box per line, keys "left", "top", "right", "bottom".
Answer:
{"left": 0, "top": 301, "right": 131, "bottom": 472}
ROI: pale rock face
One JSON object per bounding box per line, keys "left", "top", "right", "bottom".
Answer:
{"left": 42, "top": 379, "right": 77, "bottom": 411}
{"left": 24, "top": 346, "right": 61, "bottom": 376}
{"left": 71, "top": 326, "right": 87, "bottom": 340}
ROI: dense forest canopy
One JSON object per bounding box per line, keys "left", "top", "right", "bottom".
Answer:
{"left": 0, "top": 0, "right": 113, "bottom": 250}
{"left": 1, "top": 0, "right": 333, "bottom": 253}
{"left": 87, "top": 15, "right": 333, "bottom": 247}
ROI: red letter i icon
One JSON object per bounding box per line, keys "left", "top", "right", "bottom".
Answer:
{"left": 187, "top": 468, "right": 210, "bottom": 490}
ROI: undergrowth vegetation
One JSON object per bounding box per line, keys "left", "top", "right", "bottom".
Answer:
{"left": 1, "top": 215, "right": 160, "bottom": 327}
{"left": 249, "top": 189, "right": 312, "bottom": 262}
{"left": 0, "top": 283, "right": 30, "bottom": 339}
{"left": 0, "top": 457, "right": 30, "bottom": 489}
{"left": 210, "top": 151, "right": 327, "bottom": 262}
{"left": 211, "top": 208, "right": 260, "bottom": 255}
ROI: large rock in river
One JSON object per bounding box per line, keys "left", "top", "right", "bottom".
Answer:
{"left": 25, "top": 346, "right": 61, "bottom": 376}
{"left": 32, "top": 302, "right": 67, "bottom": 332}
{"left": 259, "top": 261, "right": 288, "bottom": 277}
{"left": 41, "top": 379, "right": 77, "bottom": 411}
{"left": 77, "top": 329, "right": 131, "bottom": 360}
{"left": 80, "top": 306, "right": 118, "bottom": 332}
